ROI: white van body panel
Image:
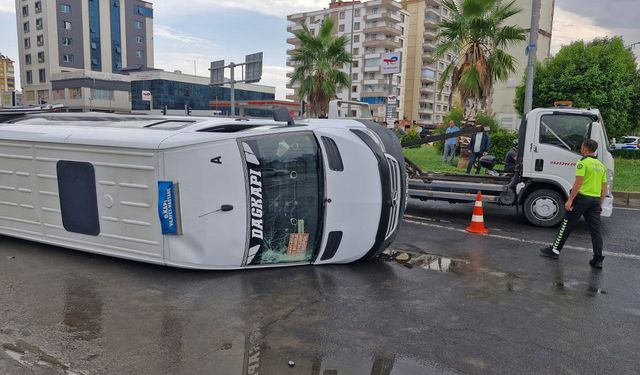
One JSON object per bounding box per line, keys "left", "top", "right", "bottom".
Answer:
{"left": 0, "top": 114, "right": 402, "bottom": 269}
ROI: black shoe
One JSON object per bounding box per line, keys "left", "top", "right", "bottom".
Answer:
{"left": 589, "top": 257, "right": 604, "bottom": 269}
{"left": 540, "top": 246, "right": 560, "bottom": 259}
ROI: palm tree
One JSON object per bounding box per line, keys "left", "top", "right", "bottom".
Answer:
{"left": 289, "top": 18, "right": 353, "bottom": 118}
{"left": 435, "top": 0, "right": 527, "bottom": 122}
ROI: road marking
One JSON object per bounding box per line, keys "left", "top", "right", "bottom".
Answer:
{"left": 403, "top": 214, "right": 640, "bottom": 261}
{"left": 615, "top": 206, "right": 640, "bottom": 212}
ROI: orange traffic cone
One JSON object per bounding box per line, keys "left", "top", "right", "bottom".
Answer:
{"left": 466, "top": 191, "right": 489, "bottom": 234}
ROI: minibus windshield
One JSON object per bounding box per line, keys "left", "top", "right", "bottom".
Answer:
{"left": 240, "top": 132, "right": 323, "bottom": 265}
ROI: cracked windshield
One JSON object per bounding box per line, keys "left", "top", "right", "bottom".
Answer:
{"left": 241, "top": 133, "right": 322, "bottom": 265}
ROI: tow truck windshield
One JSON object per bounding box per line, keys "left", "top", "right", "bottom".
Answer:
{"left": 240, "top": 132, "right": 323, "bottom": 265}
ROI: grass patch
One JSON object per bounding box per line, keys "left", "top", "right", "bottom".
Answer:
{"left": 614, "top": 158, "right": 640, "bottom": 192}
{"left": 404, "top": 145, "right": 640, "bottom": 192}
{"left": 403, "top": 146, "right": 461, "bottom": 173}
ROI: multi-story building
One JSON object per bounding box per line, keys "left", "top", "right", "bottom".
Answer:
{"left": 1, "top": 53, "right": 17, "bottom": 106}
{"left": 286, "top": 0, "right": 410, "bottom": 121}
{"left": 402, "top": 0, "right": 453, "bottom": 128}
{"left": 491, "top": 0, "right": 554, "bottom": 130}
{"left": 15, "top": 0, "right": 154, "bottom": 111}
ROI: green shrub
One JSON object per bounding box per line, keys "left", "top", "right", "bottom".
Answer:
{"left": 475, "top": 111, "right": 499, "bottom": 132}
{"left": 443, "top": 106, "right": 464, "bottom": 125}
{"left": 489, "top": 129, "right": 518, "bottom": 163}
{"left": 401, "top": 128, "right": 421, "bottom": 148}
{"left": 611, "top": 149, "right": 640, "bottom": 159}
{"left": 432, "top": 126, "right": 446, "bottom": 153}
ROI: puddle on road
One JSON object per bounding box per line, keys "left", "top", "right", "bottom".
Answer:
{"left": 380, "top": 249, "right": 526, "bottom": 294}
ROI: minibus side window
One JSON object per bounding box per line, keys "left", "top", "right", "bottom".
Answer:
{"left": 240, "top": 133, "right": 322, "bottom": 265}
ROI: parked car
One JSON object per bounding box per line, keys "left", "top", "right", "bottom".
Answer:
{"left": 611, "top": 136, "right": 640, "bottom": 150}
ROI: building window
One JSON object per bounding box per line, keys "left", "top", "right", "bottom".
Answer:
{"left": 134, "top": 20, "right": 143, "bottom": 29}
{"left": 352, "top": 86, "right": 358, "bottom": 93}
{"left": 24, "top": 38, "right": 31, "bottom": 49}
{"left": 355, "top": 9, "right": 360, "bottom": 17}
{"left": 36, "top": 18, "right": 43, "bottom": 30}
{"left": 61, "top": 21, "right": 71, "bottom": 29}
{"left": 353, "top": 48, "right": 359, "bottom": 55}
{"left": 111, "top": 0, "right": 122, "bottom": 72}
{"left": 37, "top": 90, "right": 49, "bottom": 102}
{"left": 135, "top": 35, "right": 144, "bottom": 44}
{"left": 69, "top": 88, "right": 82, "bottom": 99}
{"left": 63, "top": 54, "right": 73, "bottom": 63}
{"left": 135, "top": 50, "right": 144, "bottom": 58}
{"left": 62, "top": 37, "right": 72, "bottom": 46}
{"left": 37, "top": 35, "right": 44, "bottom": 46}
{"left": 37, "top": 51, "right": 45, "bottom": 63}
{"left": 53, "top": 89, "right": 65, "bottom": 100}
{"left": 23, "top": 22, "right": 30, "bottom": 33}
{"left": 35, "top": 1, "right": 42, "bottom": 13}
{"left": 91, "top": 88, "right": 114, "bottom": 100}
{"left": 89, "top": 0, "right": 101, "bottom": 71}
{"left": 60, "top": 4, "right": 71, "bottom": 13}
{"left": 353, "top": 35, "right": 360, "bottom": 43}
{"left": 354, "top": 22, "right": 360, "bottom": 31}
{"left": 38, "top": 69, "right": 46, "bottom": 82}
{"left": 352, "top": 73, "right": 358, "bottom": 80}
{"left": 22, "top": 5, "right": 28, "bottom": 17}
{"left": 353, "top": 60, "right": 359, "bottom": 68}
{"left": 339, "top": 24, "right": 345, "bottom": 32}
{"left": 135, "top": 6, "right": 153, "bottom": 17}
{"left": 26, "top": 70, "right": 33, "bottom": 84}
{"left": 25, "top": 54, "right": 31, "bottom": 65}
{"left": 339, "top": 11, "right": 345, "bottom": 19}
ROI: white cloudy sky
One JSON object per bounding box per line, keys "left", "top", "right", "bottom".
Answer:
{"left": 0, "top": 0, "right": 638, "bottom": 99}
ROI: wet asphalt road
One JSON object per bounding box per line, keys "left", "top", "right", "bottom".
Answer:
{"left": 1, "top": 201, "right": 640, "bottom": 374}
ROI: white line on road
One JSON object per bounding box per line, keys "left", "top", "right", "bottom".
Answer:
{"left": 403, "top": 214, "right": 640, "bottom": 261}
{"left": 615, "top": 206, "right": 640, "bottom": 211}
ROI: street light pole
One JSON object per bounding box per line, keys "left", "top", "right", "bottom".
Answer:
{"left": 523, "top": 0, "right": 541, "bottom": 114}
{"left": 347, "top": 1, "right": 355, "bottom": 116}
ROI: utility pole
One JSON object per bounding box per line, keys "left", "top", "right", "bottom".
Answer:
{"left": 523, "top": 0, "right": 541, "bottom": 114}
{"left": 347, "top": 1, "right": 355, "bottom": 116}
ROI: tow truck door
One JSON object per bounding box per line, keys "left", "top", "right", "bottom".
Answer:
{"left": 527, "top": 111, "right": 594, "bottom": 194}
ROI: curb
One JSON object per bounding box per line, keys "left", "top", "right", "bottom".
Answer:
{"left": 613, "top": 192, "right": 640, "bottom": 207}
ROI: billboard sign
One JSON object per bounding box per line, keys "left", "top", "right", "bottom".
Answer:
{"left": 245, "top": 52, "right": 263, "bottom": 83}
{"left": 387, "top": 95, "right": 397, "bottom": 105}
{"left": 141, "top": 90, "right": 152, "bottom": 101}
{"left": 210, "top": 60, "right": 225, "bottom": 85}
{"left": 380, "top": 52, "right": 401, "bottom": 74}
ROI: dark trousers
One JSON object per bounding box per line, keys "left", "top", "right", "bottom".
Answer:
{"left": 552, "top": 194, "right": 603, "bottom": 258}
{"left": 466, "top": 152, "right": 482, "bottom": 174}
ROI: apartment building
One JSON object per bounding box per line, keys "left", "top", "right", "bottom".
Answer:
{"left": 492, "top": 0, "right": 554, "bottom": 130}
{"left": 286, "top": 0, "right": 410, "bottom": 121}
{"left": 402, "top": 0, "right": 453, "bottom": 128}
{"left": 0, "top": 53, "right": 17, "bottom": 106}
{"left": 15, "top": 0, "right": 154, "bottom": 111}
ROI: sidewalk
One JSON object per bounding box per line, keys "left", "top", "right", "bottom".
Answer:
{"left": 613, "top": 191, "right": 640, "bottom": 207}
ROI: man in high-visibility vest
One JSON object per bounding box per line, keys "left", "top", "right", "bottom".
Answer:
{"left": 540, "top": 139, "right": 608, "bottom": 268}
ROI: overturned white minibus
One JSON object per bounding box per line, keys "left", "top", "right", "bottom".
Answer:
{"left": 0, "top": 111, "right": 405, "bottom": 269}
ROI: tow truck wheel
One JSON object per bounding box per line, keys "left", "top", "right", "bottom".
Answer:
{"left": 523, "top": 189, "right": 565, "bottom": 227}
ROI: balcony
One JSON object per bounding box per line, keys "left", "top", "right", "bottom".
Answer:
{"left": 363, "top": 65, "right": 380, "bottom": 72}
{"left": 364, "top": 11, "right": 401, "bottom": 23}
{"left": 360, "top": 90, "right": 388, "bottom": 97}
{"left": 423, "top": 28, "right": 438, "bottom": 40}
{"left": 363, "top": 25, "right": 402, "bottom": 37}
{"left": 287, "top": 37, "right": 301, "bottom": 46}
{"left": 420, "top": 86, "right": 435, "bottom": 94}
{"left": 362, "top": 38, "right": 401, "bottom": 49}
{"left": 287, "top": 23, "right": 302, "bottom": 32}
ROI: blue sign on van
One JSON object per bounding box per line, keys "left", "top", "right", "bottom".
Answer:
{"left": 158, "top": 181, "right": 177, "bottom": 235}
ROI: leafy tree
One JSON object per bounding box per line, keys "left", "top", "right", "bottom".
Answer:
{"left": 289, "top": 19, "right": 352, "bottom": 117}
{"left": 436, "top": 0, "right": 526, "bottom": 122}
{"left": 444, "top": 105, "right": 464, "bottom": 125}
{"left": 515, "top": 37, "right": 640, "bottom": 139}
